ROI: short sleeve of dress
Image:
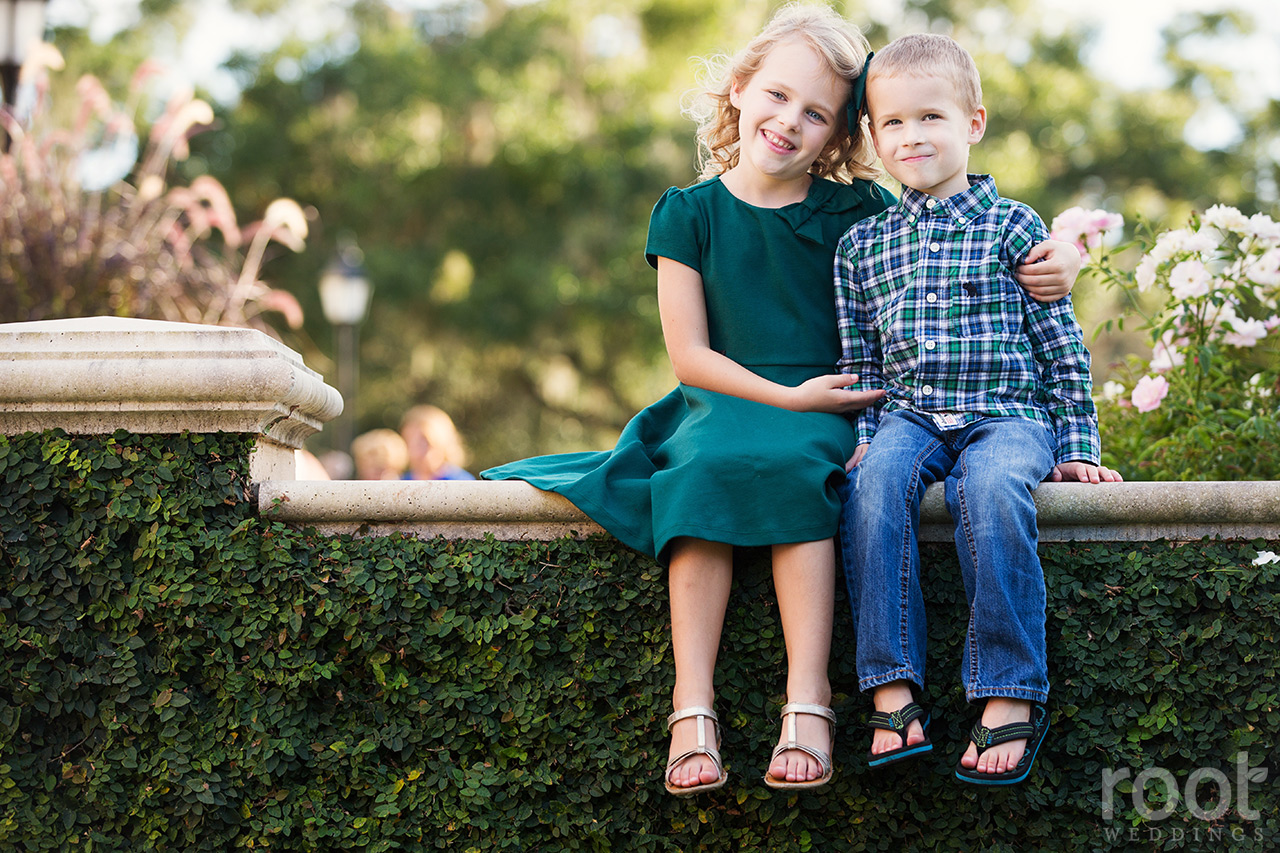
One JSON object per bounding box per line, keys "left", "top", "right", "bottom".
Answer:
{"left": 645, "top": 186, "right": 703, "bottom": 272}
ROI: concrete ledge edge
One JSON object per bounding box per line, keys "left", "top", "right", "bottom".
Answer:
{"left": 257, "top": 479, "right": 1280, "bottom": 543}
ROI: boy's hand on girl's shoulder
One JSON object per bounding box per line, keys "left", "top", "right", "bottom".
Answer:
{"left": 1015, "top": 239, "right": 1082, "bottom": 303}
{"left": 790, "top": 374, "right": 885, "bottom": 415}
{"left": 1049, "top": 461, "right": 1124, "bottom": 483}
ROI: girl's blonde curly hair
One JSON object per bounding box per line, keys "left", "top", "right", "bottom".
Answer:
{"left": 687, "top": 4, "right": 878, "bottom": 184}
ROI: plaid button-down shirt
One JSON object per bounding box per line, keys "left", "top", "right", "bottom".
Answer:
{"left": 834, "top": 175, "right": 1099, "bottom": 465}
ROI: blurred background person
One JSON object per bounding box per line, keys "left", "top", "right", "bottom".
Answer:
{"left": 400, "top": 405, "right": 475, "bottom": 481}
{"left": 296, "top": 449, "right": 333, "bottom": 480}
{"left": 351, "top": 428, "right": 410, "bottom": 480}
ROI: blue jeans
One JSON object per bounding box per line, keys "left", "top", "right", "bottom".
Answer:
{"left": 839, "top": 411, "right": 1055, "bottom": 704}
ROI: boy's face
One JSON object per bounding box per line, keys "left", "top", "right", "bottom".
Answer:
{"left": 866, "top": 72, "right": 985, "bottom": 199}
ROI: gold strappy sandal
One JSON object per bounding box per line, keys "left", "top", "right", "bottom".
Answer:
{"left": 762, "top": 702, "right": 836, "bottom": 790}
{"left": 664, "top": 706, "right": 729, "bottom": 796}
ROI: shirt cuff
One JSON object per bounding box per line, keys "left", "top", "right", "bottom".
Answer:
{"left": 1055, "top": 432, "right": 1101, "bottom": 467}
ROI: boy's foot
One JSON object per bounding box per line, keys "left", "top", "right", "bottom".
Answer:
{"left": 959, "top": 697, "right": 1031, "bottom": 775}
{"left": 869, "top": 681, "right": 927, "bottom": 757}
{"left": 665, "top": 707, "right": 727, "bottom": 792}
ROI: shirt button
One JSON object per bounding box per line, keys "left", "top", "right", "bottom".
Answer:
{"left": 924, "top": 340, "right": 936, "bottom": 350}
{"left": 929, "top": 242, "right": 941, "bottom": 252}
{"left": 926, "top": 293, "right": 938, "bottom": 303}
{"left": 926, "top": 198, "right": 937, "bottom": 209}
{"left": 957, "top": 216, "right": 966, "bottom": 225}
{"left": 922, "top": 385, "right": 934, "bottom": 396}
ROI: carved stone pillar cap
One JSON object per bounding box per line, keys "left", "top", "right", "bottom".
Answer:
{"left": 0, "top": 317, "right": 342, "bottom": 450}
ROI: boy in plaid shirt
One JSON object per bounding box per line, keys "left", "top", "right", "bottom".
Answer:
{"left": 834, "top": 33, "right": 1122, "bottom": 786}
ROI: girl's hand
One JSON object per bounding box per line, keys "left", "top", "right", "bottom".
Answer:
{"left": 845, "top": 443, "right": 870, "bottom": 473}
{"left": 1049, "top": 462, "right": 1124, "bottom": 483}
{"left": 789, "top": 374, "right": 885, "bottom": 414}
{"left": 1015, "top": 239, "right": 1081, "bottom": 303}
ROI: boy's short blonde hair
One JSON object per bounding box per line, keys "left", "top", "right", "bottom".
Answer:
{"left": 689, "top": 3, "right": 878, "bottom": 183}
{"left": 868, "top": 33, "right": 982, "bottom": 116}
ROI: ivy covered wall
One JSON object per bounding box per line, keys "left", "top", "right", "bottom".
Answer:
{"left": 1, "top": 430, "right": 1277, "bottom": 850}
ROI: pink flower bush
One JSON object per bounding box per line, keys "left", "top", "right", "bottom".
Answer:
{"left": 1128, "top": 206, "right": 1280, "bottom": 351}
{"left": 1131, "top": 376, "right": 1170, "bottom": 413}
{"left": 1168, "top": 259, "right": 1211, "bottom": 300}
{"left": 1149, "top": 330, "right": 1186, "bottom": 372}
{"left": 1050, "top": 206, "right": 1124, "bottom": 259}
{"left": 1079, "top": 203, "right": 1280, "bottom": 479}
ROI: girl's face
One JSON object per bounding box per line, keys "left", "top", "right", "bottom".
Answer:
{"left": 729, "top": 38, "right": 846, "bottom": 188}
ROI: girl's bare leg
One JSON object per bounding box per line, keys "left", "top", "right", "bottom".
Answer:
{"left": 666, "top": 537, "right": 733, "bottom": 789}
{"left": 767, "top": 538, "right": 835, "bottom": 783}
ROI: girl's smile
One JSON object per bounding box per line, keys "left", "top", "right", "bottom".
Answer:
{"left": 762, "top": 129, "right": 797, "bottom": 152}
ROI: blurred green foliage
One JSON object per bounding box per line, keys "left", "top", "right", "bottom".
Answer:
{"left": 1, "top": 429, "right": 1278, "bottom": 848}
{"left": 33, "top": 0, "right": 1280, "bottom": 469}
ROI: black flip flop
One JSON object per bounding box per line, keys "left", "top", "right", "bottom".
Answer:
{"left": 866, "top": 702, "right": 933, "bottom": 768}
{"left": 954, "top": 702, "right": 1049, "bottom": 786}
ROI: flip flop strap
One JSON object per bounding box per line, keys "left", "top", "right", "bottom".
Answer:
{"left": 866, "top": 702, "right": 926, "bottom": 736}
{"left": 969, "top": 720, "right": 1036, "bottom": 755}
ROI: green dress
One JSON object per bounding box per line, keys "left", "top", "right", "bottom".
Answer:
{"left": 482, "top": 176, "right": 895, "bottom": 562}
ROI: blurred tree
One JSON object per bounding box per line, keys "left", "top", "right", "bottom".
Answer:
{"left": 35, "top": 0, "right": 1278, "bottom": 468}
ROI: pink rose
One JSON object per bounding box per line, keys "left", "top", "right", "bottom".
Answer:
{"left": 1131, "top": 375, "right": 1170, "bottom": 413}
{"left": 1050, "top": 206, "right": 1124, "bottom": 257}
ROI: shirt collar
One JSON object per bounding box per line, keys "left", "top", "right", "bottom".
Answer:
{"left": 897, "top": 174, "right": 997, "bottom": 227}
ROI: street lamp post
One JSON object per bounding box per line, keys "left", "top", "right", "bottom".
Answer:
{"left": 0, "top": 0, "right": 49, "bottom": 152}
{"left": 318, "top": 244, "right": 372, "bottom": 471}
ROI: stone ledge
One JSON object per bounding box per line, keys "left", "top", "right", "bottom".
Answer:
{"left": 258, "top": 480, "right": 606, "bottom": 541}
{"left": 256, "top": 479, "right": 1280, "bottom": 543}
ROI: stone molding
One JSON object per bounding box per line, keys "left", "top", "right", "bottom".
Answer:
{"left": 0, "top": 317, "right": 342, "bottom": 479}
{"left": 258, "top": 480, "right": 607, "bottom": 542}
{"left": 257, "top": 478, "right": 1280, "bottom": 543}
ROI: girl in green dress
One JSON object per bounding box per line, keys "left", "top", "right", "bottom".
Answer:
{"left": 482, "top": 4, "right": 1080, "bottom": 795}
